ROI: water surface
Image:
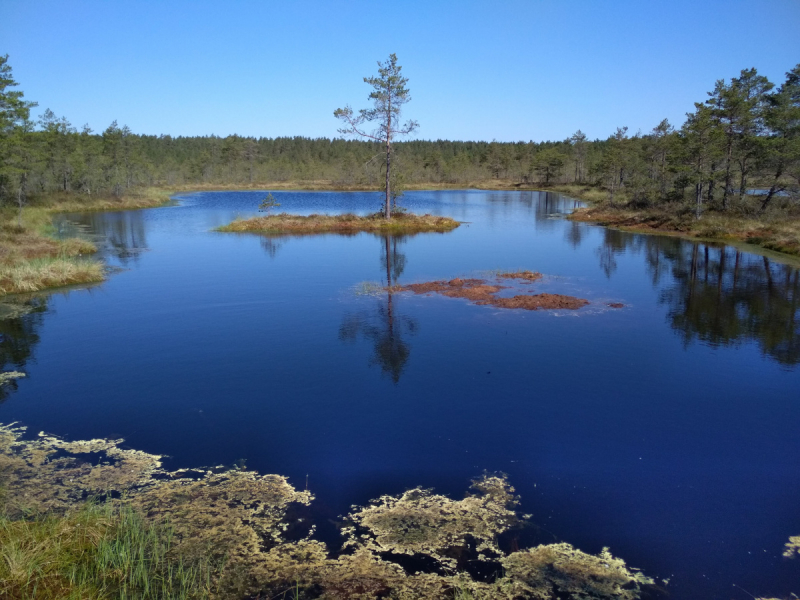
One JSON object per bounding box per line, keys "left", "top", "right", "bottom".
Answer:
{"left": 2, "top": 190, "right": 799, "bottom": 599}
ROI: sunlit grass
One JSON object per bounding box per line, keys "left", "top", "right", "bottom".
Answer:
{"left": 0, "top": 258, "right": 104, "bottom": 296}
{"left": 0, "top": 502, "right": 215, "bottom": 600}
{"left": 569, "top": 204, "right": 800, "bottom": 257}
{"left": 217, "top": 212, "right": 461, "bottom": 234}
{"left": 0, "top": 188, "right": 173, "bottom": 297}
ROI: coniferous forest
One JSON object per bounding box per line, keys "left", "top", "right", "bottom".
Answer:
{"left": 1, "top": 55, "right": 798, "bottom": 216}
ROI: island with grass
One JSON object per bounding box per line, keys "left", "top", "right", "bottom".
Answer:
{"left": 217, "top": 211, "right": 460, "bottom": 235}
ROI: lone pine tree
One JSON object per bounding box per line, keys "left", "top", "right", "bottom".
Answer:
{"left": 334, "top": 54, "right": 418, "bottom": 219}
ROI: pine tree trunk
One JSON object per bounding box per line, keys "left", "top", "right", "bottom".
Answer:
{"left": 722, "top": 134, "right": 733, "bottom": 210}
{"left": 695, "top": 181, "right": 704, "bottom": 220}
{"left": 385, "top": 94, "right": 392, "bottom": 220}
{"left": 385, "top": 139, "right": 391, "bottom": 219}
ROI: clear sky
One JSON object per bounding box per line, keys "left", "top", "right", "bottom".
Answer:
{"left": 2, "top": 0, "right": 798, "bottom": 142}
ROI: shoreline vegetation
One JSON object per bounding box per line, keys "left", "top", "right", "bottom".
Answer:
{"left": 0, "top": 188, "right": 172, "bottom": 297}
{"left": 217, "top": 211, "right": 460, "bottom": 235}
{"left": 4, "top": 180, "right": 799, "bottom": 299}
{"left": 0, "top": 421, "right": 659, "bottom": 600}
{"left": 566, "top": 199, "right": 800, "bottom": 257}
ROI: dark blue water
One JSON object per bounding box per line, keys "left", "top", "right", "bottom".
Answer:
{"left": 2, "top": 190, "right": 799, "bottom": 599}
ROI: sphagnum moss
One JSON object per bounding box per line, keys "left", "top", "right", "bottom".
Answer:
{"left": 0, "top": 424, "right": 660, "bottom": 599}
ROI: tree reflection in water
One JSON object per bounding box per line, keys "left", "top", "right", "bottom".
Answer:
{"left": 259, "top": 236, "right": 284, "bottom": 258}
{"left": 0, "top": 297, "right": 48, "bottom": 402}
{"left": 597, "top": 233, "right": 800, "bottom": 366}
{"left": 56, "top": 211, "right": 149, "bottom": 265}
{"left": 339, "top": 235, "right": 417, "bottom": 383}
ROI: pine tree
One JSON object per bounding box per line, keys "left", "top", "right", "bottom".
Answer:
{"left": 334, "top": 54, "right": 418, "bottom": 218}
{"left": 0, "top": 55, "right": 37, "bottom": 206}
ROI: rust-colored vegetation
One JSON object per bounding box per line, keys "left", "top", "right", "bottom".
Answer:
{"left": 217, "top": 212, "right": 460, "bottom": 234}
{"left": 395, "top": 272, "right": 590, "bottom": 311}
{"left": 496, "top": 270, "right": 543, "bottom": 283}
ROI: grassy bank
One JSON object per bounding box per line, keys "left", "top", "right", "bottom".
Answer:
{"left": 0, "top": 188, "right": 172, "bottom": 297}
{"left": 218, "top": 211, "right": 461, "bottom": 234}
{"left": 569, "top": 202, "right": 800, "bottom": 257}
{"left": 530, "top": 181, "right": 800, "bottom": 258}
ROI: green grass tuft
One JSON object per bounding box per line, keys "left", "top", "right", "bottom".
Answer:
{"left": 0, "top": 502, "right": 215, "bottom": 600}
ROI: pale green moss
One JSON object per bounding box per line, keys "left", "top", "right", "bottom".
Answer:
{"left": 0, "top": 424, "right": 658, "bottom": 599}
{"left": 0, "top": 372, "right": 25, "bottom": 386}
{"left": 784, "top": 535, "right": 800, "bottom": 558}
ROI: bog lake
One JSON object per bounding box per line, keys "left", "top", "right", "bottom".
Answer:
{"left": 1, "top": 190, "right": 799, "bottom": 599}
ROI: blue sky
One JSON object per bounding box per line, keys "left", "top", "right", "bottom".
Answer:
{"left": 2, "top": 0, "right": 798, "bottom": 142}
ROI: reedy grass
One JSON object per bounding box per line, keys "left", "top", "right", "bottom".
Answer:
{"left": 217, "top": 212, "right": 460, "bottom": 234}
{"left": 0, "top": 502, "right": 214, "bottom": 600}
{"left": 0, "top": 188, "right": 171, "bottom": 297}
{"left": 0, "top": 257, "right": 104, "bottom": 296}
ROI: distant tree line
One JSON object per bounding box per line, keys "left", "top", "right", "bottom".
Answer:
{"left": 1, "top": 55, "right": 798, "bottom": 215}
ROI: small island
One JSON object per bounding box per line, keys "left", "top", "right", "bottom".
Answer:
{"left": 217, "top": 212, "right": 461, "bottom": 234}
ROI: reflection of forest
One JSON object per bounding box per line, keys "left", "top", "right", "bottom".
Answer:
{"left": 63, "top": 212, "right": 149, "bottom": 264}
{"left": 339, "top": 235, "right": 417, "bottom": 383}
{"left": 0, "top": 298, "right": 47, "bottom": 402}
{"left": 597, "top": 231, "right": 800, "bottom": 365}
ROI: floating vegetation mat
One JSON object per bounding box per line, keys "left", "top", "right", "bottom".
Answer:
{"left": 393, "top": 271, "right": 591, "bottom": 311}
{"left": 0, "top": 422, "right": 663, "bottom": 599}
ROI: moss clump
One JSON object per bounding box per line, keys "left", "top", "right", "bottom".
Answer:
{"left": 501, "top": 544, "right": 653, "bottom": 600}
{"left": 0, "top": 372, "right": 25, "bottom": 386}
{"left": 343, "top": 475, "right": 519, "bottom": 570}
{"left": 0, "top": 424, "right": 658, "bottom": 599}
{"left": 217, "top": 212, "right": 460, "bottom": 234}
{"left": 784, "top": 535, "right": 800, "bottom": 558}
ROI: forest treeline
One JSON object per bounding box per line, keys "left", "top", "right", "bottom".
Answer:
{"left": 1, "top": 55, "right": 798, "bottom": 215}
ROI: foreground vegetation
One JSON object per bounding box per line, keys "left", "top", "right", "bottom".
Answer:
{"left": 0, "top": 422, "right": 662, "bottom": 600}
{"left": 218, "top": 212, "right": 460, "bottom": 235}
{"left": 0, "top": 503, "right": 214, "bottom": 599}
